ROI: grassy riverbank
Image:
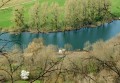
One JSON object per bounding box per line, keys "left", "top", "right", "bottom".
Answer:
{"left": 0, "top": 0, "right": 65, "bottom": 28}
{"left": 0, "top": 0, "right": 120, "bottom": 32}
{"left": 110, "top": 0, "right": 120, "bottom": 16}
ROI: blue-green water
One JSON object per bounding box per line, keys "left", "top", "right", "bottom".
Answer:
{"left": 0, "top": 20, "right": 120, "bottom": 50}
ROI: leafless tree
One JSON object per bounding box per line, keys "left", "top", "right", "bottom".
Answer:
{"left": 0, "top": 0, "right": 11, "bottom": 8}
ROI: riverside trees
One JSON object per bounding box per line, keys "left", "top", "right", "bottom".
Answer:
{"left": 11, "top": 0, "right": 111, "bottom": 32}
{"left": 64, "top": 0, "right": 111, "bottom": 28}
{"left": 49, "top": 3, "right": 62, "bottom": 31}
{"left": 29, "top": 1, "right": 40, "bottom": 29}
{"left": 13, "top": 6, "right": 25, "bottom": 29}
{"left": 65, "top": 0, "right": 82, "bottom": 29}
{"left": 40, "top": 2, "right": 49, "bottom": 31}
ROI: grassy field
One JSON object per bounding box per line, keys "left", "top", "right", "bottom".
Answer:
{"left": 110, "top": 0, "right": 120, "bottom": 16}
{"left": 0, "top": 0, "right": 120, "bottom": 28}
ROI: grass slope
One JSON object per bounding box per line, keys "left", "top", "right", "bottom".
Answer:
{"left": 110, "top": 0, "right": 120, "bottom": 16}
{"left": 0, "top": 0, "right": 35, "bottom": 27}
{"left": 0, "top": 0, "right": 119, "bottom": 28}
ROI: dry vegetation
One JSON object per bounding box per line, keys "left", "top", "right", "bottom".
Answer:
{"left": 0, "top": 35, "right": 120, "bottom": 83}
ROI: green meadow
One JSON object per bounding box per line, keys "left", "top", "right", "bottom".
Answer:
{"left": 0, "top": 0, "right": 120, "bottom": 28}
{"left": 110, "top": 0, "right": 120, "bottom": 17}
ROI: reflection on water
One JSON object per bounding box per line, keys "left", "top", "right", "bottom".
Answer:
{"left": 0, "top": 20, "right": 120, "bottom": 50}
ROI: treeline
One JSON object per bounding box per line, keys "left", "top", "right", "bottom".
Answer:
{"left": 12, "top": 0, "right": 112, "bottom": 32}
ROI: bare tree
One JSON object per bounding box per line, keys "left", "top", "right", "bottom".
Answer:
{"left": 13, "top": 6, "right": 25, "bottom": 29}
{"left": 0, "top": 0, "right": 11, "bottom": 8}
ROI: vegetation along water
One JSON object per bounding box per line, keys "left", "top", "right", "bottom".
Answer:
{"left": 0, "top": 20, "right": 120, "bottom": 50}
{"left": 0, "top": 0, "right": 120, "bottom": 32}
{"left": 1, "top": 0, "right": 120, "bottom": 83}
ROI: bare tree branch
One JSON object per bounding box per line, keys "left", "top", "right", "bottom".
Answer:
{"left": 0, "top": 0, "right": 11, "bottom": 8}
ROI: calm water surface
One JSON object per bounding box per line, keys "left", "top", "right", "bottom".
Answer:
{"left": 0, "top": 20, "right": 120, "bottom": 50}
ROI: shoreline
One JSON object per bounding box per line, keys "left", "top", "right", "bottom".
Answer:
{"left": 0, "top": 19, "right": 120, "bottom": 34}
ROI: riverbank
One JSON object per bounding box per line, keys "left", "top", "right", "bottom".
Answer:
{"left": 0, "top": 20, "right": 120, "bottom": 51}
{"left": 0, "top": 19, "right": 119, "bottom": 34}
{"left": 0, "top": 0, "right": 120, "bottom": 28}
{"left": 0, "top": 0, "right": 118, "bottom": 33}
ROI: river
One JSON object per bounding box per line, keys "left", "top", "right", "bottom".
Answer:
{"left": 0, "top": 20, "right": 120, "bottom": 50}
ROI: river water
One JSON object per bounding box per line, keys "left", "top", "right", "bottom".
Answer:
{"left": 0, "top": 20, "right": 120, "bottom": 50}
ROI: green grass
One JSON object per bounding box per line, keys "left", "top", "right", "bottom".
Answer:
{"left": 0, "top": 0, "right": 119, "bottom": 28}
{"left": 39, "top": 0, "right": 65, "bottom": 6}
{"left": 110, "top": 0, "right": 120, "bottom": 16}
{"left": 0, "top": 8, "right": 13, "bottom": 27}
{"left": 0, "top": 0, "right": 65, "bottom": 28}
{"left": 0, "top": 1, "right": 34, "bottom": 28}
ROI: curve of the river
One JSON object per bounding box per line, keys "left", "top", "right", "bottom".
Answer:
{"left": 0, "top": 20, "right": 120, "bottom": 50}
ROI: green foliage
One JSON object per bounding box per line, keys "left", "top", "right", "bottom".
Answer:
{"left": 29, "top": 1, "right": 40, "bottom": 29}
{"left": 0, "top": 0, "right": 116, "bottom": 32}
{"left": 87, "top": 61, "right": 98, "bottom": 73}
{"left": 64, "top": 0, "right": 112, "bottom": 29}
{"left": 49, "top": 3, "right": 61, "bottom": 31}
{"left": 64, "top": 0, "right": 82, "bottom": 28}
{"left": 40, "top": 2, "right": 49, "bottom": 30}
